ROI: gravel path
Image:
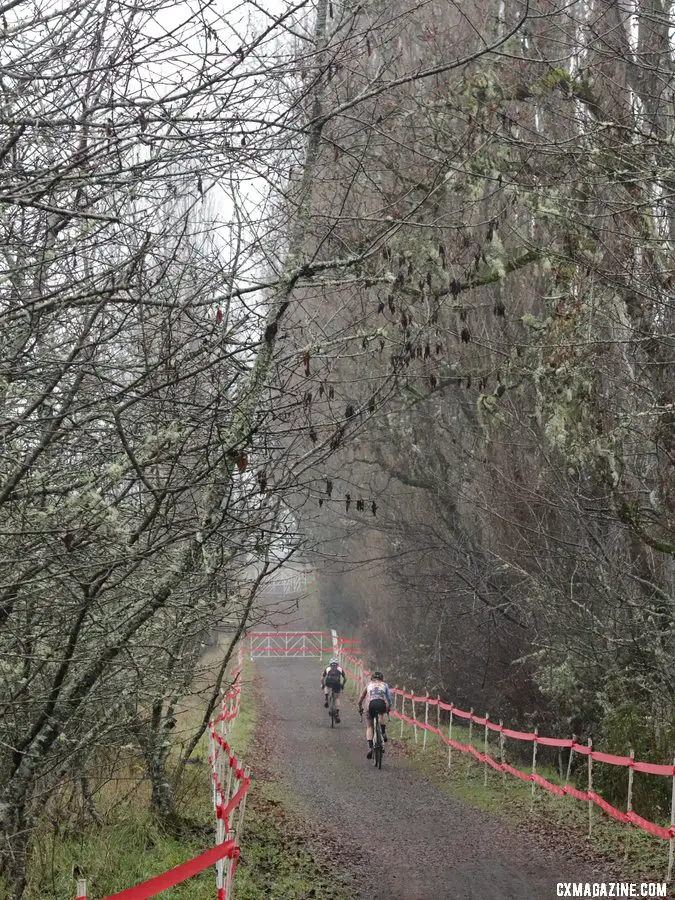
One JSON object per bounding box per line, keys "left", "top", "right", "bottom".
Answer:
{"left": 255, "top": 655, "right": 605, "bottom": 900}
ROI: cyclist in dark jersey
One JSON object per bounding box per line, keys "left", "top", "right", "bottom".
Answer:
{"left": 358, "top": 671, "right": 391, "bottom": 758}
{"left": 321, "top": 659, "right": 347, "bottom": 723}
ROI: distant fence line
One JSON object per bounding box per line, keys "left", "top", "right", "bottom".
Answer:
{"left": 259, "top": 571, "right": 317, "bottom": 596}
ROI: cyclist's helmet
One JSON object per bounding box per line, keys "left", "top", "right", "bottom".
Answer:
{"left": 329, "top": 658, "right": 339, "bottom": 666}
{"left": 372, "top": 671, "right": 384, "bottom": 680}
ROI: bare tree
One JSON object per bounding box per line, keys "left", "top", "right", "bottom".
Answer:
{"left": 0, "top": 0, "right": 528, "bottom": 889}
{"left": 293, "top": 0, "right": 674, "bottom": 806}
{"left": 5, "top": 0, "right": 673, "bottom": 887}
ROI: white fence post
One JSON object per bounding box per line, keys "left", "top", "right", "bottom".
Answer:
{"left": 484, "top": 714, "right": 490, "bottom": 787}
{"left": 667, "top": 756, "right": 675, "bottom": 883}
{"left": 587, "top": 739, "right": 593, "bottom": 839}
{"left": 467, "top": 708, "right": 474, "bottom": 777}
{"left": 625, "top": 748, "right": 634, "bottom": 860}
{"left": 423, "top": 693, "right": 429, "bottom": 752}
{"left": 216, "top": 736, "right": 232, "bottom": 900}
{"left": 499, "top": 720, "right": 505, "bottom": 784}
{"left": 400, "top": 689, "right": 406, "bottom": 739}
{"left": 559, "top": 734, "right": 576, "bottom": 825}
{"left": 565, "top": 735, "right": 576, "bottom": 785}
{"left": 225, "top": 766, "right": 250, "bottom": 900}
{"left": 412, "top": 695, "right": 418, "bottom": 744}
{"left": 75, "top": 878, "right": 87, "bottom": 900}
{"left": 530, "top": 726, "right": 538, "bottom": 813}
{"left": 437, "top": 695, "right": 441, "bottom": 748}
{"left": 448, "top": 706, "right": 454, "bottom": 771}
{"left": 209, "top": 730, "right": 217, "bottom": 809}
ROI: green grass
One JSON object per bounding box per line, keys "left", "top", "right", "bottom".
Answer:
{"left": 391, "top": 713, "right": 673, "bottom": 884}
{"left": 227, "top": 663, "right": 256, "bottom": 757}
{"left": 11, "top": 649, "right": 349, "bottom": 900}
{"left": 232, "top": 779, "right": 349, "bottom": 900}
{"left": 20, "top": 656, "right": 239, "bottom": 900}
{"left": 29, "top": 811, "right": 218, "bottom": 900}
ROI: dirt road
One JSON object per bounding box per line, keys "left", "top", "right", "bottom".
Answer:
{"left": 254, "top": 655, "right": 603, "bottom": 900}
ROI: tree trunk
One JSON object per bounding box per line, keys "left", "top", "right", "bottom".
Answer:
{"left": 0, "top": 795, "right": 32, "bottom": 900}
{"left": 147, "top": 747, "right": 176, "bottom": 825}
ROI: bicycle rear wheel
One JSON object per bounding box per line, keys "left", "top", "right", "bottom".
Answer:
{"left": 373, "top": 717, "right": 383, "bottom": 768}
{"left": 329, "top": 692, "right": 337, "bottom": 727}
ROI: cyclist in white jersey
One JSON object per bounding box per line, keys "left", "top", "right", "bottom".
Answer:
{"left": 357, "top": 671, "right": 392, "bottom": 758}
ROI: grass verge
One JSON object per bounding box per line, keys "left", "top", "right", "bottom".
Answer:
{"left": 388, "top": 711, "right": 673, "bottom": 888}
{"left": 15, "top": 651, "right": 349, "bottom": 899}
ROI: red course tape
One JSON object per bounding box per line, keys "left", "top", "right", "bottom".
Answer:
{"left": 532, "top": 774, "right": 566, "bottom": 797}
{"left": 632, "top": 761, "right": 675, "bottom": 776}
{"left": 350, "top": 637, "right": 675, "bottom": 842}
{"left": 591, "top": 751, "right": 632, "bottom": 767}
{"left": 502, "top": 728, "right": 536, "bottom": 742}
{"left": 101, "top": 841, "right": 240, "bottom": 900}
{"left": 627, "top": 812, "right": 675, "bottom": 841}
{"left": 537, "top": 736, "right": 574, "bottom": 748}
{"left": 588, "top": 791, "right": 629, "bottom": 824}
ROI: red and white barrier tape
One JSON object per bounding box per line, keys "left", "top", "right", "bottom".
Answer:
{"left": 97, "top": 656, "right": 249, "bottom": 900}
{"left": 99, "top": 841, "right": 241, "bottom": 900}
{"left": 208, "top": 657, "right": 249, "bottom": 900}
{"left": 82, "top": 631, "right": 673, "bottom": 899}
{"left": 338, "top": 651, "right": 675, "bottom": 841}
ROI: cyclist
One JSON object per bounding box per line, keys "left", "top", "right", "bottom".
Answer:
{"left": 358, "top": 671, "right": 392, "bottom": 758}
{"left": 321, "top": 658, "right": 347, "bottom": 723}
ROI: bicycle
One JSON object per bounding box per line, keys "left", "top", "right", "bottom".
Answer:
{"left": 327, "top": 688, "right": 340, "bottom": 727}
{"left": 359, "top": 707, "right": 385, "bottom": 768}
{"left": 372, "top": 711, "right": 384, "bottom": 768}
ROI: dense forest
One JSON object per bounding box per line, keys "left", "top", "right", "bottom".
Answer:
{"left": 0, "top": 0, "right": 673, "bottom": 893}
